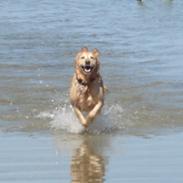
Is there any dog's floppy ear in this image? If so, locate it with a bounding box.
[93,48,100,72]
[81,47,88,52]
[74,51,81,69]
[92,48,100,58]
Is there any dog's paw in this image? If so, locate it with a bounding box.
[83,123,89,128]
[81,119,88,128]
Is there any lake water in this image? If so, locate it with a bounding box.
[0,0,183,182]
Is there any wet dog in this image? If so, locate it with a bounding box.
[70,47,105,128]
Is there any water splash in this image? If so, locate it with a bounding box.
[50,105,84,133]
[37,103,124,134]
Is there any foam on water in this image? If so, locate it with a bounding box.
[37,103,124,134]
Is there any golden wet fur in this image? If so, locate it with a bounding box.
[70,47,105,128]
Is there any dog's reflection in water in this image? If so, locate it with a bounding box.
[71,138,105,183]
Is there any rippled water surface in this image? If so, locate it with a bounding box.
[0,0,183,134]
[0,0,183,182]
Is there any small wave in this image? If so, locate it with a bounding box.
[37,104,124,134]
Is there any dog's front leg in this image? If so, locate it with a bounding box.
[86,101,103,125]
[73,107,88,128]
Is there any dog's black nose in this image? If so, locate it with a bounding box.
[85,60,90,65]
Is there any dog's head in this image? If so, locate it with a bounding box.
[75,47,100,78]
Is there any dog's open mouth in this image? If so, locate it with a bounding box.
[81,65,93,73]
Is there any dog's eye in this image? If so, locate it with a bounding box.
[90,56,94,59]
[81,56,85,59]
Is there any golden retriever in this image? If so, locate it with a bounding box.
[70,47,105,128]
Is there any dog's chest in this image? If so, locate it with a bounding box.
[77,86,98,110]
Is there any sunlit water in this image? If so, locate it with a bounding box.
[0,0,183,182]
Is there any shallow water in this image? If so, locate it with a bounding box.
[0,0,183,134]
[0,0,183,182]
[0,132,183,183]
